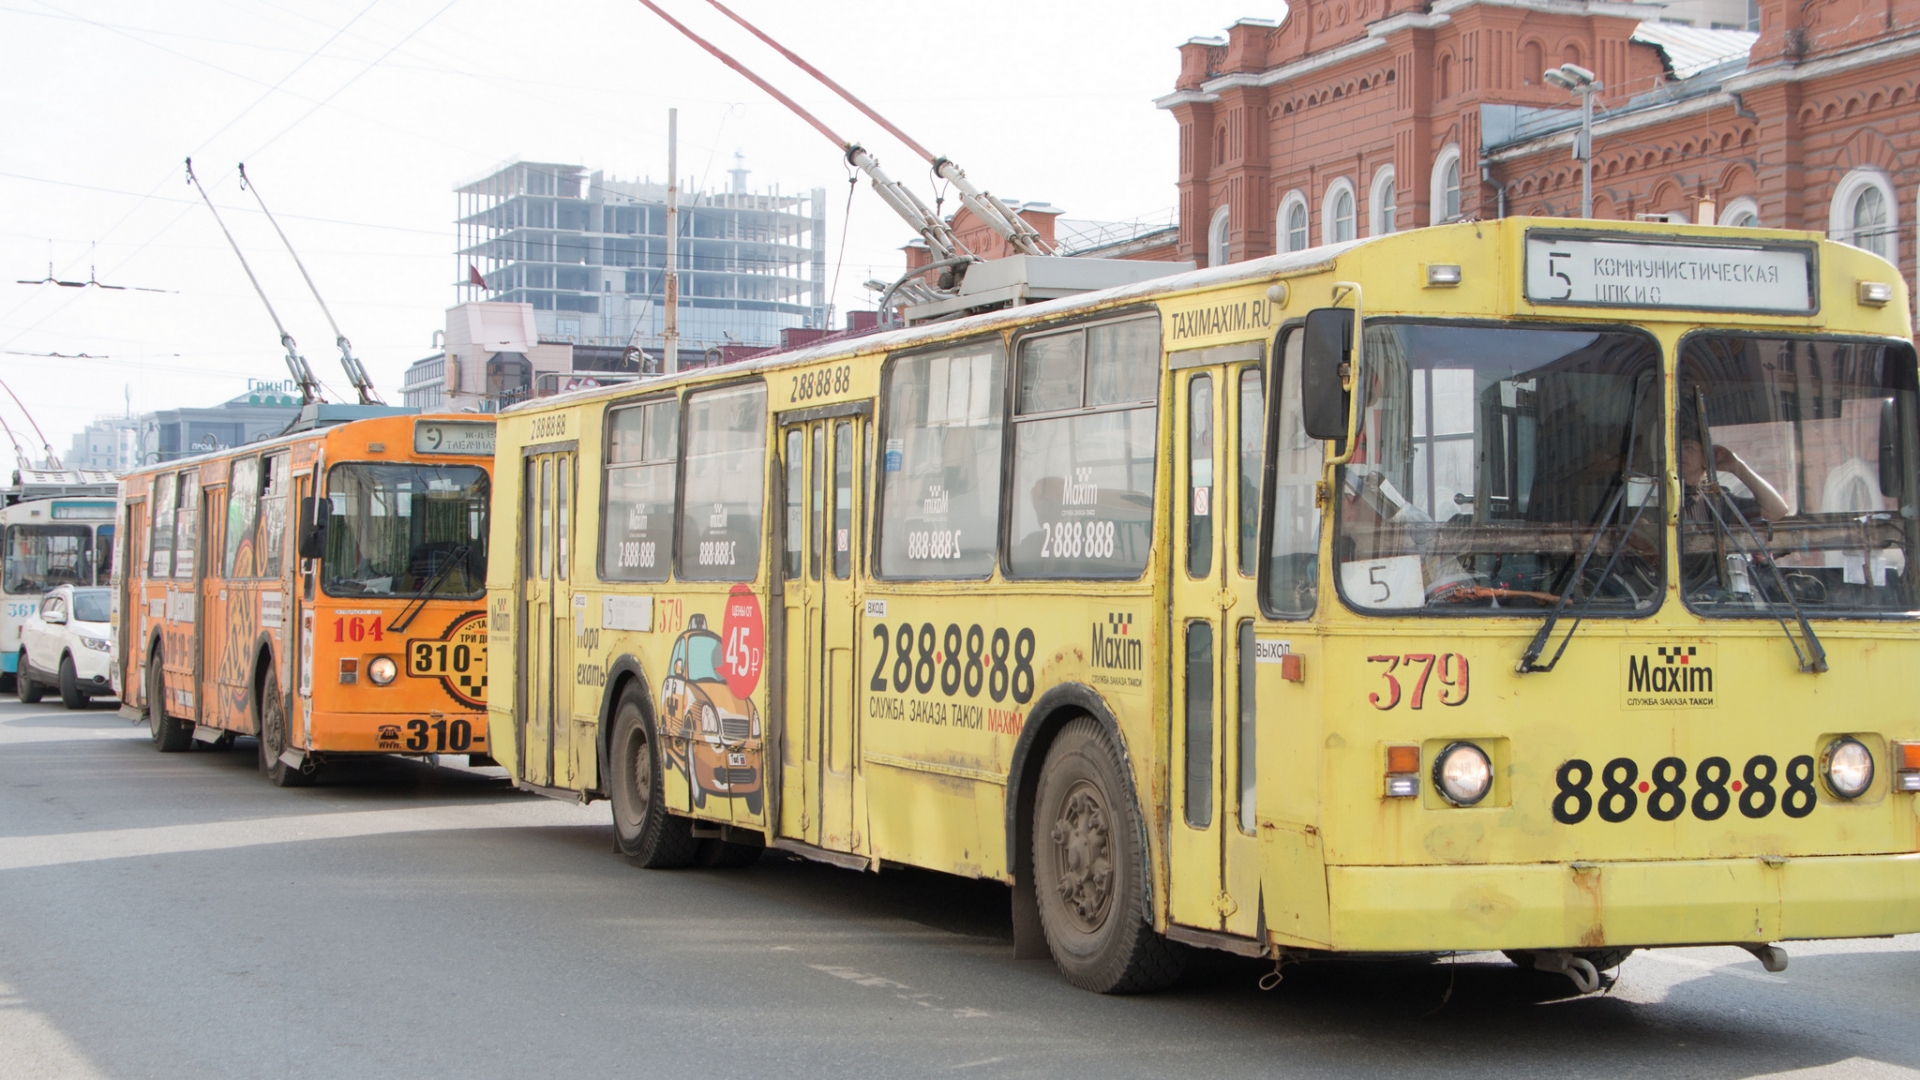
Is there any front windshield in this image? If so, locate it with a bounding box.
[682,632,722,683]
[5,525,96,593]
[321,464,489,599]
[1678,335,1920,616]
[1336,322,1663,614]
[71,588,109,623]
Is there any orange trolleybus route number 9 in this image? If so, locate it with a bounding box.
[406,611,489,711]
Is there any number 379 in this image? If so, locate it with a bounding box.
[1366,653,1469,710]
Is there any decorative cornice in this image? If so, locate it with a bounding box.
[1484,91,1728,161]
[1154,88,1221,109]
[1723,32,1920,93]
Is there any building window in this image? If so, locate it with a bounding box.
[1430,146,1464,224]
[1278,192,1310,252]
[1208,205,1232,266]
[1829,168,1899,266]
[1324,180,1357,244]
[1370,166,1397,236]
[1718,197,1761,228]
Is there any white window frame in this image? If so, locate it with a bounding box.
[1208,204,1232,266]
[1369,165,1398,236]
[1829,167,1899,267]
[1322,178,1358,245]
[1718,196,1761,228]
[1430,144,1463,225]
[1276,190,1310,253]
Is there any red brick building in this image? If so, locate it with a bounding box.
[1160,0,1920,307]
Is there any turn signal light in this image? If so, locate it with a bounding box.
[1895,741,1920,792]
[338,658,359,685]
[1385,744,1419,798]
[1857,280,1894,306]
[1426,264,1463,287]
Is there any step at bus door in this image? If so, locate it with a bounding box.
[1167,352,1268,943]
[518,449,578,788]
[777,413,865,852]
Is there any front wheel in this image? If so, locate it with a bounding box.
[146,654,191,752]
[608,686,696,868]
[256,685,312,787]
[58,656,86,710]
[1032,717,1186,994]
[16,652,44,704]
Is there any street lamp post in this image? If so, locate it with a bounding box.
[1543,63,1601,219]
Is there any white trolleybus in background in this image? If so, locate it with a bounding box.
[0,468,120,693]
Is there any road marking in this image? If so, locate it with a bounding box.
[0,801,603,872]
[807,963,989,1018]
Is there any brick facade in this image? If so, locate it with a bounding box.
[1163,0,1920,309]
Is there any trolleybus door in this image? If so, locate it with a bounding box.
[777,414,863,851]
[518,450,578,788]
[1167,354,1267,943]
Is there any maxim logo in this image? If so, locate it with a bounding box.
[1622,643,1716,707]
[1093,612,1143,671]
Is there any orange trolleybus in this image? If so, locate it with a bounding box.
[116,411,496,786]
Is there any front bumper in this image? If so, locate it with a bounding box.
[1326,852,1920,952]
[306,709,489,754]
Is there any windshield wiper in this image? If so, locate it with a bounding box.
[1688,389,1827,673]
[389,545,470,634]
[1519,370,1656,673]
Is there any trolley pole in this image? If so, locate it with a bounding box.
[663,109,679,375]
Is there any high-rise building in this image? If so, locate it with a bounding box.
[454,158,827,352]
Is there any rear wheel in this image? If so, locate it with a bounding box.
[16,651,44,704]
[1032,717,1186,994]
[609,685,695,868]
[256,685,312,787]
[146,653,191,752]
[58,656,86,710]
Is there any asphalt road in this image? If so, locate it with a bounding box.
[2,697,1917,1080]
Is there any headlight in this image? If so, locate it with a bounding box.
[367,656,398,686]
[1823,737,1874,799]
[700,704,718,733]
[79,636,111,652]
[1432,741,1493,806]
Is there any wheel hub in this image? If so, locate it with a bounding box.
[1049,780,1115,932]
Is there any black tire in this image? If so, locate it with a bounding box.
[147,653,191,752]
[16,652,44,704]
[58,655,86,710]
[256,684,312,787]
[608,685,696,868]
[1032,717,1186,993]
[695,838,764,868]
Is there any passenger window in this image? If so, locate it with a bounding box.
[602,400,677,583]
[677,383,766,582]
[1007,314,1160,579]
[173,471,199,580]
[782,429,803,580]
[876,340,1006,580]
[149,474,177,578]
[226,457,260,579]
[1263,329,1324,617]
[556,456,570,581]
[832,421,853,579]
[258,454,289,580]
[1187,375,1214,578]
[1237,367,1264,578]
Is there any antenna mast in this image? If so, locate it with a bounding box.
[238,163,381,404]
[184,158,322,406]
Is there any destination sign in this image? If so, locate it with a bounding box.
[1524,233,1815,315]
[414,421,497,456]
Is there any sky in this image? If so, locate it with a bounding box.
[0,0,1271,464]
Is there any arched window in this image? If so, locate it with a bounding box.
[1431,145,1463,223]
[1563,43,1582,66]
[1208,205,1232,266]
[1437,54,1453,100]
[1523,41,1544,85]
[1370,166,1398,235]
[1718,196,1761,228]
[1276,191,1310,252]
[1829,168,1899,265]
[1323,179,1357,244]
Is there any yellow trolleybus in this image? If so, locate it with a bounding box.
[119,412,495,786]
[488,218,1920,993]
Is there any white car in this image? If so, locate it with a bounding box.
[18,585,114,709]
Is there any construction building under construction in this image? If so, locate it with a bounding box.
[455,158,828,353]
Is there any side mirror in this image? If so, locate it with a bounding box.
[45,609,66,625]
[297,496,328,559]
[1300,308,1354,441]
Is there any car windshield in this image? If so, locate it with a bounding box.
[321,464,489,599]
[4,525,97,592]
[681,632,722,682]
[1678,335,1920,616]
[70,588,109,623]
[1335,322,1663,615]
